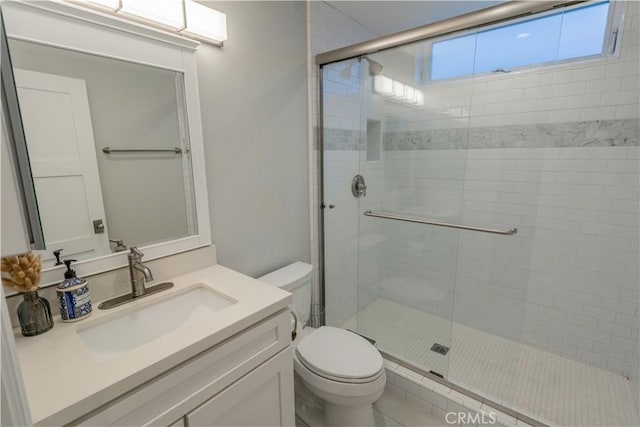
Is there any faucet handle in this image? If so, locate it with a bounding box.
[129,247,144,258]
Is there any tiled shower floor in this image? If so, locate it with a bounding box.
[343,299,639,427]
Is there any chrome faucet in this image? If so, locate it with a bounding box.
[98,247,173,310]
[128,247,153,297]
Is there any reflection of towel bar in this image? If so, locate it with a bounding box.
[364,210,517,235]
[102,147,182,154]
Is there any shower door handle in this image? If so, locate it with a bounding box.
[352,175,367,197]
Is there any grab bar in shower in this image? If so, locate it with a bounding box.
[102,147,183,154]
[363,210,518,235]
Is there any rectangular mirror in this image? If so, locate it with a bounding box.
[1,15,45,254]
[9,39,198,268]
[2,0,211,287]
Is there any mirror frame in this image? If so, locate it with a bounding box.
[2,0,212,288]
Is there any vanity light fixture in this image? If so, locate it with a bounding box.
[373,75,424,106]
[373,75,393,94]
[68,0,228,46]
[180,0,227,45]
[120,0,185,30]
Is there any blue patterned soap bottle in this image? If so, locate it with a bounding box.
[56,260,92,322]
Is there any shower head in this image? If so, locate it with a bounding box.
[362,56,383,76]
[339,56,384,80]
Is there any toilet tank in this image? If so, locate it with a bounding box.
[258,262,313,326]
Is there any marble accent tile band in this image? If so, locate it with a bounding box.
[322,127,360,150]
[319,119,639,151]
[385,119,639,150]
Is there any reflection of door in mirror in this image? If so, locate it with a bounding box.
[9,39,199,269]
[14,69,110,264]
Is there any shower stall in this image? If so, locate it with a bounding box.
[317,1,639,425]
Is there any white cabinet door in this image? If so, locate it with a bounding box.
[76,311,291,427]
[14,69,110,263]
[186,348,295,427]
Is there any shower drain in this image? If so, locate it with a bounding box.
[430,343,450,355]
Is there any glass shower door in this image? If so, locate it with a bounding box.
[322,3,639,425]
[351,40,477,380]
[321,58,367,331]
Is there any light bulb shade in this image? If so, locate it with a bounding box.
[120,0,184,29]
[182,0,227,43]
[392,81,405,98]
[373,74,424,107]
[405,86,416,103]
[373,75,393,95]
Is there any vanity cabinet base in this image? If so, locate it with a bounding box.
[74,310,293,427]
[186,348,294,427]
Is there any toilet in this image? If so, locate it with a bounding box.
[259,262,386,427]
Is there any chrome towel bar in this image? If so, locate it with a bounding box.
[102,147,182,154]
[364,210,517,235]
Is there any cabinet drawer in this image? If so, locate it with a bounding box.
[75,310,290,426]
[186,348,294,427]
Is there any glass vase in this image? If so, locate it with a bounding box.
[17,290,54,336]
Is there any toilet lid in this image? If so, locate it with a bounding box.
[296,327,383,381]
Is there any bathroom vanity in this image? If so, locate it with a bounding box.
[13,264,294,426]
[1,2,296,425]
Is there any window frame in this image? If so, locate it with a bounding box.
[426,0,626,84]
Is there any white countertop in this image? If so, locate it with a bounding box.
[13,264,291,426]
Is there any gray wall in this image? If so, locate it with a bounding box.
[196,1,310,277]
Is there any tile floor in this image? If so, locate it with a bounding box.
[382,360,537,427]
[344,299,639,427]
[373,388,454,427]
[295,388,450,427]
[296,386,502,427]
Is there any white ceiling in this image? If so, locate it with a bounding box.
[325,1,506,36]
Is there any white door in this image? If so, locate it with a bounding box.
[14,69,110,265]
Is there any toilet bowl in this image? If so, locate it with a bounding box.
[294,326,386,426]
[259,262,386,426]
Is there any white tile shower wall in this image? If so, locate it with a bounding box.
[461,146,638,375]
[374,1,639,374]
[375,1,639,379]
[377,154,640,368]
[380,144,638,375]
[308,2,377,326]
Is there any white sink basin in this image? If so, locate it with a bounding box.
[78,285,236,361]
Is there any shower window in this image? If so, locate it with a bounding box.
[431,0,615,81]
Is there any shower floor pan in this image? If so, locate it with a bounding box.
[343,299,639,427]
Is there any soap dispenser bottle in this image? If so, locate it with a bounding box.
[56,260,92,322]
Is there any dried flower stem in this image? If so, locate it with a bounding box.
[1,253,41,293]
